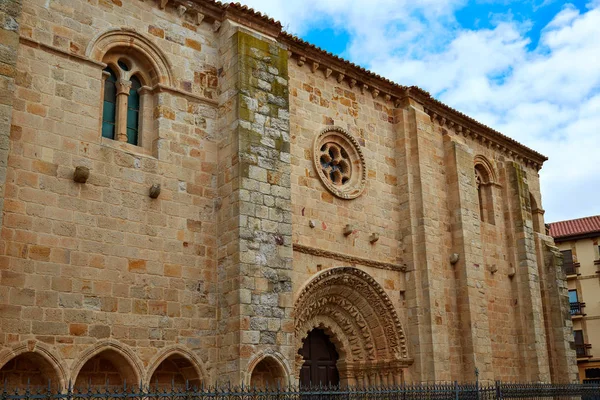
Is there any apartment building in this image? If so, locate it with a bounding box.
[549,216,600,382]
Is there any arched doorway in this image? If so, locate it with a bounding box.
[74,349,138,390]
[0,353,61,391]
[294,267,412,385]
[149,353,202,389]
[249,356,287,388]
[299,329,339,387]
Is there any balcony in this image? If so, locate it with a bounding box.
[570,302,586,317]
[564,262,580,277]
[576,343,592,358]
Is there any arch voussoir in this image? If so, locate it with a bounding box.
[294,267,413,385]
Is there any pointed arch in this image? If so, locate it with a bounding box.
[246,350,291,388]
[71,340,143,389]
[146,346,208,388]
[293,267,412,385]
[0,341,67,390]
[86,28,173,87]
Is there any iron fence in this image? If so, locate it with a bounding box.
[1,382,599,400]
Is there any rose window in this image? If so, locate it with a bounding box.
[319,143,351,186]
[313,127,366,199]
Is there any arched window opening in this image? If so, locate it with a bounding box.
[529,192,544,233]
[99,53,155,152]
[126,76,141,145]
[74,350,138,391]
[149,354,202,390]
[0,353,61,392]
[102,67,117,140]
[474,164,495,225]
[250,356,287,389]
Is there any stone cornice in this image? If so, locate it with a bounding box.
[293,243,406,272]
[422,103,546,170]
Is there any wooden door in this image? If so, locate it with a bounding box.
[300,329,340,387]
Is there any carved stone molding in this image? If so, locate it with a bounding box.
[313,126,367,200]
[293,243,405,271]
[425,107,544,171]
[293,267,412,382]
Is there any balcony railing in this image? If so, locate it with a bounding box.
[564,262,580,276]
[571,302,586,316]
[576,343,592,358]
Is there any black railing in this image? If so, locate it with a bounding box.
[571,301,586,315]
[577,343,593,358]
[564,262,578,276]
[1,382,600,400]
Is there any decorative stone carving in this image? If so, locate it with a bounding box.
[149,184,161,199]
[313,126,366,200]
[294,267,411,361]
[293,243,406,271]
[343,224,354,236]
[73,166,90,183]
[450,253,460,265]
[369,233,379,244]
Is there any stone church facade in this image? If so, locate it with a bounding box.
[0,0,577,389]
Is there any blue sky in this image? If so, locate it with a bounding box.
[237,0,600,223]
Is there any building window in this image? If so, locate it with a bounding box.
[102,67,117,140]
[474,163,495,225]
[568,289,578,303]
[561,250,575,275]
[100,55,153,149]
[574,330,590,358]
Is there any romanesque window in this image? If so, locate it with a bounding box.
[100,56,150,147]
[474,161,495,225]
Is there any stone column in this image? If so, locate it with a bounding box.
[0,0,22,228]
[395,99,451,382]
[216,23,293,385]
[443,136,493,382]
[505,162,551,382]
[115,79,131,142]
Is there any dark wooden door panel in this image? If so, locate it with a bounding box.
[300,329,340,387]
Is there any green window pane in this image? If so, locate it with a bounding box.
[102,67,117,140]
[102,100,116,139]
[126,75,141,145]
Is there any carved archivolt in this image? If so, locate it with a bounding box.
[86,28,174,87]
[294,267,411,381]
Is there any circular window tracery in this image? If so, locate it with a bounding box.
[313,127,366,199]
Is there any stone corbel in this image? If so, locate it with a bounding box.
[394,98,402,108]
[337,73,345,83]
[384,94,391,102]
[212,20,221,32]
[197,12,205,25]
[371,89,379,99]
[159,0,169,9]
[349,79,356,88]
[311,61,319,73]
[324,68,332,78]
[177,4,186,17]
[361,84,368,94]
[297,56,306,66]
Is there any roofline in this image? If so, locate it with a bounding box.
[184,0,548,168]
[553,231,600,243]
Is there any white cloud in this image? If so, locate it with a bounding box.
[237,0,600,221]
